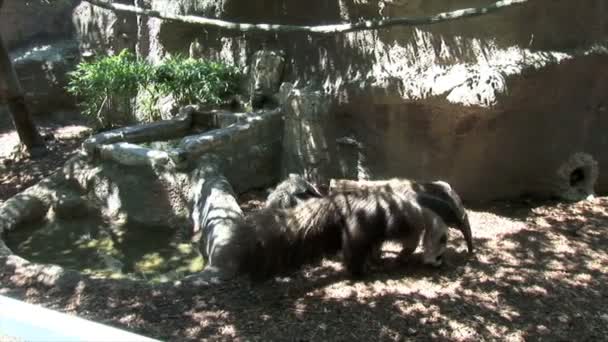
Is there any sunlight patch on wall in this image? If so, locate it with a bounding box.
[323,28,595,107]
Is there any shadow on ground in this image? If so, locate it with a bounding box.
[0,118,92,206]
[2,198,607,341]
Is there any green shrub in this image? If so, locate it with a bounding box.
[66,50,150,127]
[152,55,241,106]
[67,50,242,128]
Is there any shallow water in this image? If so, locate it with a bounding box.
[5,215,205,283]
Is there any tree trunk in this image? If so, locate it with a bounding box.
[0,0,45,154]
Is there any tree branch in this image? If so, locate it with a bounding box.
[83,0,528,34]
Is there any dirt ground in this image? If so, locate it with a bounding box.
[0,117,91,207]
[1,122,608,341]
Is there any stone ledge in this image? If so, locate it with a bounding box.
[83,110,193,156]
[180,108,282,162]
[190,107,265,129]
[98,142,174,168]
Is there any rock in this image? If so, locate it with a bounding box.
[280,83,332,186]
[135,92,179,123]
[557,314,570,324]
[74,161,191,230]
[179,109,283,192]
[9,258,81,291]
[0,176,60,234]
[223,142,282,194]
[158,93,180,121]
[190,156,246,278]
[335,136,365,180]
[10,39,80,116]
[0,0,79,50]
[129,0,608,201]
[72,1,137,57]
[0,240,13,257]
[5,0,608,201]
[552,152,599,202]
[97,142,172,168]
[248,50,286,109]
[52,193,94,220]
[177,266,225,288]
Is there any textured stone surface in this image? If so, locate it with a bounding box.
[82,111,192,155]
[0,173,64,235]
[335,54,608,200]
[280,83,332,186]
[9,39,79,116]
[248,50,286,108]
[72,0,137,56]
[179,109,283,191]
[6,0,608,200]
[0,239,12,257]
[61,156,191,229]
[5,256,82,290]
[0,0,79,50]
[552,152,599,201]
[129,0,608,200]
[0,106,285,281]
[0,150,251,282]
[80,107,281,194]
[220,141,282,194]
[190,156,246,279]
[97,142,172,168]
[52,192,94,220]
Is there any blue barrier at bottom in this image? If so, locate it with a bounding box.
[0,295,160,342]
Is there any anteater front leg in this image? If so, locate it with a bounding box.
[397,231,422,264]
[341,221,376,279]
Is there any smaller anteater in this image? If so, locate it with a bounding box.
[265,173,323,209]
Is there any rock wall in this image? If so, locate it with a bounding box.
[9,40,80,116]
[333,55,608,200]
[0,0,79,50]
[280,83,333,186]
[72,0,138,56]
[130,0,608,200]
[6,0,608,200]
[1,0,81,116]
[201,111,284,193]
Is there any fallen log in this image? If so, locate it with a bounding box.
[190,155,247,280]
